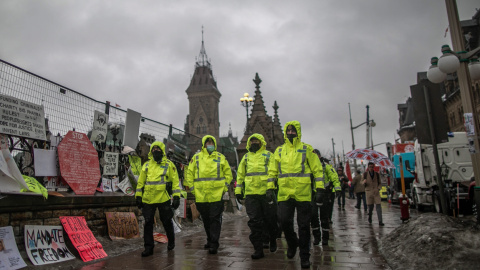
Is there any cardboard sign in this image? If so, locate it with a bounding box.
[103,152,118,176]
[152,233,167,243]
[101,178,112,192]
[0,94,46,140]
[190,203,200,221]
[0,149,29,193]
[33,149,57,176]
[105,212,140,240]
[24,225,75,266]
[175,198,187,219]
[57,131,101,195]
[59,216,107,262]
[0,226,27,270]
[122,109,141,151]
[90,111,109,143]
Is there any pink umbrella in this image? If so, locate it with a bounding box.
[345,148,394,168]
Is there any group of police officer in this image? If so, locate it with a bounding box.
[134,120,342,269]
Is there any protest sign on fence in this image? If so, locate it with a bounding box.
[90,110,109,143]
[57,131,101,195]
[24,225,75,266]
[0,226,27,270]
[103,152,118,176]
[59,216,107,262]
[105,212,140,240]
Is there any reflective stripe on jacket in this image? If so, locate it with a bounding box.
[235,133,272,197]
[135,141,181,204]
[267,120,325,202]
[184,135,233,203]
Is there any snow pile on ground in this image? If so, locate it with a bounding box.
[379,213,480,270]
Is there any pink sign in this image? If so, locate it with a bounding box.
[57,131,101,195]
[59,216,107,262]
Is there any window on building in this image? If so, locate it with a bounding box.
[196,124,201,134]
[202,125,207,134]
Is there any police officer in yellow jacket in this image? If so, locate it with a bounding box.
[185,135,232,254]
[235,133,277,259]
[266,121,326,269]
[312,149,340,246]
[135,141,181,257]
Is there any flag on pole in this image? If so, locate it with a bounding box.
[444,26,449,38]
[345,161,353,182]
[115,104,121,108]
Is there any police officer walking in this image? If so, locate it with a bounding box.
[311,150,340,246]
[185,135,233,254]
[235,133,277,259]
[135,141,181,257]
[266,121,325,269]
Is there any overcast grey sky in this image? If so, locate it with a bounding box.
[0,0,478,158]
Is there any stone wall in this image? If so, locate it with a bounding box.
[0,193,142,251]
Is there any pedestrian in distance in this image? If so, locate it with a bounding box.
[363,162,384,226]
[135,141,181,257]
[337,167,348,210]
[311,150,340,246]
[349,179,356,199]
[353,169,367,211]
[235,133,277,259]
[266,121,326,269]
[184,135,233,254]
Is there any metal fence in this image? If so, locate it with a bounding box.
[0,59,200,150]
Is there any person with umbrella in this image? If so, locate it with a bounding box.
[363,162,384,226]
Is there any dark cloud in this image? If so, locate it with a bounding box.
[1,0,478,158]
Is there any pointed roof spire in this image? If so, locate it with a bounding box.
[251,73,267,113]
[196,26,211,68]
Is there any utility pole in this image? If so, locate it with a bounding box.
[348,103,358,171]
[366,105,370,149]
[332,138,336,167]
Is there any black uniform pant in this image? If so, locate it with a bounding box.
[143,201,174,251]
[245,194,278,251]
[278,199,311,260]
[311,191,333,243]
[196,201,224,249]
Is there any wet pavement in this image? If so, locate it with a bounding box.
[76,200,412,270]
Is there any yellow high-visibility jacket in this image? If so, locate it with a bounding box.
[235,133,273,197]
[135,141,181,204]
[322,162,341,193]
[185,135,233,203]
[267,120,325,202]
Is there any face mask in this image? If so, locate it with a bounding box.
[287,133,296,143]
[206,145,215,153]
[152,151,163,163]
[250,143,260,152]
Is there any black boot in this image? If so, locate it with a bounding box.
[313,236,320,246]
[208,247,218,254]
[263,242,269,249]
[287,245,297,259]
[167,242,175,251]
[141,248,153,257]
[301,259,311,268]
[203,243,210,249]
[251,249,265,259]
[270,239,277,252]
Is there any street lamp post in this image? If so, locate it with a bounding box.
[240,93,253,131]
[349,103,376,170]
[426,0,480,221]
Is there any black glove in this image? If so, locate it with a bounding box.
[266,189,276,204]
[172,196,180,210]
[335,190,341,199]
[236,194,244,202]
[315,189,325,206]
[135,197,144,209]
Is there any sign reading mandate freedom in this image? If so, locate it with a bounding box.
[0,94,46,140]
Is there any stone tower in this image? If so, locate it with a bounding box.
[237,73,283,159]
[185,30,221,153]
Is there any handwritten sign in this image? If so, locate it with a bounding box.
[0,149,29,193]
[0,94,46,140]
[57,131,101,195]
[152,232,168,243]
[59,216,107,262]
[90,110,109,143]
[24,225,74,266]
[105,212,140,240]
[103,152,118,176]
[0,226,27,270]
